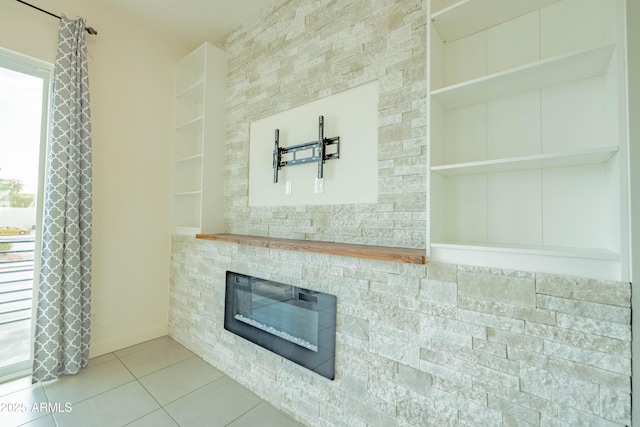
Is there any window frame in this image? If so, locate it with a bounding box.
[0,46,52,382]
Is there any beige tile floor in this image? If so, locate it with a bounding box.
[0,336,303,427]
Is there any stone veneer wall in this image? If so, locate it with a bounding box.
[168,0,631,425]
[169,235,631,426]
[217,0,427,248]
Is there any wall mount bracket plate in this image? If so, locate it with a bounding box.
[273,116,340,183]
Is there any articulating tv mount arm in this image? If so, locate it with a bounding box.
[273,116,340,183]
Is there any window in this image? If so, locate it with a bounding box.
[0,48,51,381]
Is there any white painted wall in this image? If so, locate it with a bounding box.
[0,0,189,356]
[249,82,379,206]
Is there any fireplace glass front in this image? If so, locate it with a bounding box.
[224,271,336,380]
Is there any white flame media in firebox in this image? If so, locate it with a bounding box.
[234,313,319,352]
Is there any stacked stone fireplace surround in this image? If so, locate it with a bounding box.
[168,0,632,425]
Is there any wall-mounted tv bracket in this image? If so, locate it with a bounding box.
[273,116,340,183]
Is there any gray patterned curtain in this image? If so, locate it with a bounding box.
[32,15,93,383]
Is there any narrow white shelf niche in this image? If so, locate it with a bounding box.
[171,43,227,234]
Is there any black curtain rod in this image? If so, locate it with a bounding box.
[16,0,98,35]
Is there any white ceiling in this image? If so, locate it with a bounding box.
[91,0,279,49]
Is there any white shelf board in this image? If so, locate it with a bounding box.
[431,241,619,260]
[174,154,203,164]
[431,146,618,176]
[431,44,615,111]
[176,116,204,134]
[432,0,561,43]
[177,79,205,103]
[429,242,621,280]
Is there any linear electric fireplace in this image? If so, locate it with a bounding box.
[224,271,336,380]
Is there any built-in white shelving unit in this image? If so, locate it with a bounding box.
[171,42,227,234]
[427,0,630,280]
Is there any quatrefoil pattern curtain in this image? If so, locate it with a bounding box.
[32,15,93,383]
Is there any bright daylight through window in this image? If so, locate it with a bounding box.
[0,55,49,380]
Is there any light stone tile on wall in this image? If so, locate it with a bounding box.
[502,414,539,427]
[459,296,557,325]
[421,347,520,392]
[477,382,559,419]
[537,294,630,324]
[543,340,630,375]
[427,262,457,282]
[337,313,369,341]
[507,346,630,393]
[396,363,434,395]
[458,308,525,334]
[555,312,630,341]
[396,388,460,427]
[218,0,427,249]
[540,415,571,427]
[520,365,599,414]
[599,387,631,425]
[369,322,421,369]
[168,0,632,424]
[457,405,503,427]
[458,269,536,307]
[430,340,520,376]
[487,328,544,353]
[557,405,627,427]
[370,277,420,298]
[368,303,421,334]
[431,376,488,408]
[169,235,631,427]
[421,313,488,340]
[420,325,474,349]
[536,274,631,307]
[525,322,630,358]
[419,279,457,308]
[472,337,507,358]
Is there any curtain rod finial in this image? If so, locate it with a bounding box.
[86,26,97,35]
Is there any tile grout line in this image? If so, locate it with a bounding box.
[43,352,138,421]
[114,348,194,377]
[160,372,228,407]
[112,336,174,360]
[120,403,177,427]
[152,374,230,427]
[123,364,182,426]
[223,400,264,427]
[114,339,197,379]
[44,344,180,427]
[116,349,226,426]
[111,349,168,425]
[6,338,300,427]
[122,360,233,426]
[12,382,51,427]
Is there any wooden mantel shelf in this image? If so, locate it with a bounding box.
[196,233,427,265]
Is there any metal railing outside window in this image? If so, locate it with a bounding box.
[0,235,34,372]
